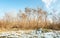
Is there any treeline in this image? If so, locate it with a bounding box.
[0,7,60,30]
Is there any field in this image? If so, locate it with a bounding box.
[0,8,60,38]
[0,29,60,38]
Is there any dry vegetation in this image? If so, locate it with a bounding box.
[0,7,60,31]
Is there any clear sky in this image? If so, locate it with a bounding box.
[0,0,60,19]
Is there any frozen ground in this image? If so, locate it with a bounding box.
[0,29,60,38]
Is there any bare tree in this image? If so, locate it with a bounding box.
[37,8,43,28]
[20,13,27,20]
[25,7,32,26]
[17,9,22,21]
[37,7,47,28]
[32,8,37,20]
[43,11,47,28]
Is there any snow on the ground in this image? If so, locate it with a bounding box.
[0,29,60,38]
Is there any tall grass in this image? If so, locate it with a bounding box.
[0,7,60,31]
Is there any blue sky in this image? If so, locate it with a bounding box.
[0,0,44,19]
[0,0,60,19]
